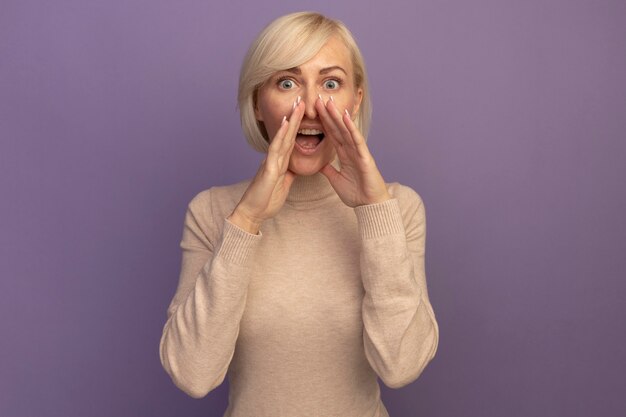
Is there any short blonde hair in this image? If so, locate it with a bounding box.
[238,11,372,152]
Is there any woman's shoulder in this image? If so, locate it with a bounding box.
[384,181,427,230]
[386,182,425,209]
[190,179,250,205]
[185,179,252,223]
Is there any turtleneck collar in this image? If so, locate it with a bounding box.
[286,173,336,203]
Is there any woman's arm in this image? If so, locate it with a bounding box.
[159,191,261,398]
[355,187,439,388]
[314,96,438,388]
[160,100,304,397]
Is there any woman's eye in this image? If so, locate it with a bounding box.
[278,79,295,89]
[324,79,340,89]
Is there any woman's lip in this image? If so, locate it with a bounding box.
[294,137,322,155]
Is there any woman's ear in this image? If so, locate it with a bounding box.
[351,87,363,117]
[254,104,263,121]
[253,89,263,121]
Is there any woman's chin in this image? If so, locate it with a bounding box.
[288,163,323,176]
[288,157,327,177]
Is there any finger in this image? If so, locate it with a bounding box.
[320,164,341,189]
[315,104,348,162]
[268,95,302,155]
[325,97,356,147]
[281,98,304,153]
[270,99,304,174]
[320,162,341,185]
[267,115,290,157]
[283,169,296,189]
[269,95,302,153]
[342,109,368,153]
[315,95,347,148]
[288,95,302,119]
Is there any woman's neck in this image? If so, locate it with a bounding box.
[286,173,335,203]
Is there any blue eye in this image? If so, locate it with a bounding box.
[278,79,295,89]
[324,79,340,89]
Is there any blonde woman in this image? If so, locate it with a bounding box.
[159,11,439,417]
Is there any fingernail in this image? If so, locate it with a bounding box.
[292,100,297,110]
[297,96,301,104]
[318,94,323,102]
[344,109,350,117]
[330,95,335,102]
[281,115,287,126]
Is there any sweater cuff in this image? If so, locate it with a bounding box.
[354,198,405,239]
[216,219,262,265]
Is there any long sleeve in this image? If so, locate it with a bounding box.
[159,190,261,398]
[354,187,439,389]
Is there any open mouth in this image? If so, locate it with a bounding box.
[295,129,325,152]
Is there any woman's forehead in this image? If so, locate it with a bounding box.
[287,37,353,76]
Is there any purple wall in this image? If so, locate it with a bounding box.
[2,0,625,416]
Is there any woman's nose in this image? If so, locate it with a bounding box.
[302,88,318,120]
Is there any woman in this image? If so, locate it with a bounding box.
[159,11,439,417]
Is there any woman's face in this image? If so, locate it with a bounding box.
[255,36,363,176]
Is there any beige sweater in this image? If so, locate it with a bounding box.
[159,173,439,417]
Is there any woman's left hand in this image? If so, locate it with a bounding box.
[316,96,391,207]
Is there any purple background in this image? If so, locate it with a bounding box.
[1,0,625,416]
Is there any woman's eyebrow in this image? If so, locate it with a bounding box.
[283,66,347,75]
[319,66,347,75]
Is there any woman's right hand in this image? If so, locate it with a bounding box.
[227,100,304,234]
